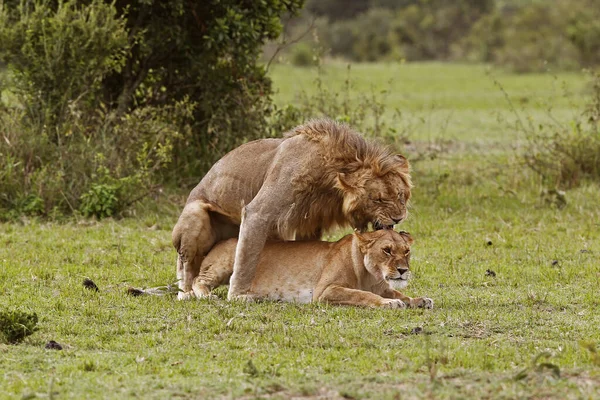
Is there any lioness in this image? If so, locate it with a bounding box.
[192,230,433,309]
[172,119,412,301]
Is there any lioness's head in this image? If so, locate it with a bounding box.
[355,230,414,289]
[336,155,412,231]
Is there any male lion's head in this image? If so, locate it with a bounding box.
[336,155,411,231]
[355,229,414,289]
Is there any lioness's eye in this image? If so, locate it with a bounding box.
[383,247,392,256]
[405,250,410,257]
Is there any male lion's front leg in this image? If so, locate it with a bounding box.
[318,285,407,309]
[228,206,271,301]
[381,288,434,309]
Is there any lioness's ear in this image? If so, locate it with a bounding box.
[398,230,414,245]
[353,231,375,252]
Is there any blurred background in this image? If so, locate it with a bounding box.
[268,0,600,72]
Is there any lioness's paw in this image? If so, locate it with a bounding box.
[381,299,407,309]
[177,291,195,301]
[228,293,259,303]
[412,297,434,309]
[195,292,218,300]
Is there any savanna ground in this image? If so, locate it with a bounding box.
[1,62,600,399]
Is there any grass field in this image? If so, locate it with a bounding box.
[1,62,600,399]
[270,62,587,144]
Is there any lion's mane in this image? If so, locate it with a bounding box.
[278,119,412,238]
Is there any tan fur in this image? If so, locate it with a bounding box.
[172,119,412,300]
[191,230,433,309]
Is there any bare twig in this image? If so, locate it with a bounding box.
[265,17,316,73]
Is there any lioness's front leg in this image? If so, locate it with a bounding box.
[381,288,434,309]
[318,285,407,309]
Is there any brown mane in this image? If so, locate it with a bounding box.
[279,119,412,238]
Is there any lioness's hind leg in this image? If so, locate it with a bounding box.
[192,263,233,299]
[172,200,217,299]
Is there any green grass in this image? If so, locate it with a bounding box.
[270,62,587,143]
[1,63,600,399]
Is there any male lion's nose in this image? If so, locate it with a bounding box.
[392,217,402,224]
[397,268,409,275]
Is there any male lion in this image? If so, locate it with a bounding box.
[192,230,433,309]
[172,119,412,300]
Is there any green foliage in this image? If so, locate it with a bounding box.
[79,184,119,219]
[300,0,600,71]
[0,310,38,344]
[290,42,315,67]
[0,0,303,219]
[0,0,128,127]
[314,0,494,62]
[100,0,304,176]
[490,3,579,73]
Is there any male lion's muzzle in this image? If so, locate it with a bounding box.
[373,221,395,231]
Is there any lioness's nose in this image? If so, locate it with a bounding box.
[397,268,408,275]
[392,217,402,224]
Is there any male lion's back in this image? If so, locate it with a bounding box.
[185,138,285,217]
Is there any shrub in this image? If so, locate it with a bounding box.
[0,0,303,219]
[0,310,38,344]
[290,42,315,67]
[492,4,579,73]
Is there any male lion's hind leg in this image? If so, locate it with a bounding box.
[172,200,217,300]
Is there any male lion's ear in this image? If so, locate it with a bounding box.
[398,230,414,245]
[395,155,410,171]
[335,173,356,192]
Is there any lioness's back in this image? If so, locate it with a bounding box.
[201,239,336,303]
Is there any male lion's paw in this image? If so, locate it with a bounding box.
[177,291,195,301]
[412,297,434,309]
[381,299,407,309]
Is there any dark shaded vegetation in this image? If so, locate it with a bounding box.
[287,0,600,72]
[0,310,38,344]
[0,0,303,219]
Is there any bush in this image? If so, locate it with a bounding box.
[0,0,303,219]
[524,72,600,188]
[0,94,193,219]
[315,0,493,62]
[491,4,579,73]
[290,43,315,67]
[0,310,38,344]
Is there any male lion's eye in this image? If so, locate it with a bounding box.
[405,250,410,257]
[383,247,392,256]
